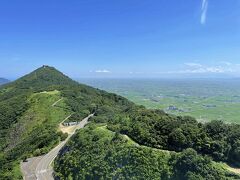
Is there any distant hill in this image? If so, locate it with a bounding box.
[0,66,240,179]
[0,78,10,85]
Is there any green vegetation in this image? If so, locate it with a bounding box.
[80,79,240,123]
[1,66,240,179]
[0,90,71,179]
[54,125,239,179]
[0,66,135,179]
[107,109,240,166]
[0,66,78,179]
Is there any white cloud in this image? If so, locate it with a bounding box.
[129,71,144,74]
[184,63,203,68]
[178,62,240,74]
[220,61,232,66]
[201,0,208,25]
[128,62,240,76]
[95,69,111,73]
[205,67,224,73]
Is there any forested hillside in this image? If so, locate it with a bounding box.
[1,66,240,179]
[55,124,239,180]
[0,66,135,179]
[107,110,240,166]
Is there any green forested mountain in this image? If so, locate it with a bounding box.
[1,66,240,180]
[0,65,135,179]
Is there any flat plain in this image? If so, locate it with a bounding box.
[80,78,240,124]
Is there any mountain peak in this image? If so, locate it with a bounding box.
[39,65,56,70]
[8,66,77,90]
[37,65,58,70]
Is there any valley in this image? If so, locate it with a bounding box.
[80,78,240,124]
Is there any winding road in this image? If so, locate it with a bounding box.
[21,114,94,180]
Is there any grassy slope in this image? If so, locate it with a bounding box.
[1,90,71,179]
[9,90,70,148]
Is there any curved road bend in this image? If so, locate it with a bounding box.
[21,114,94,180]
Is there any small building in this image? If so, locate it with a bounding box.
[168,106,178,111]
[63,122,79,126]
[203,104,217,108]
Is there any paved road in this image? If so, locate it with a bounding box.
[21,114,94,180]
[21,156,43,180]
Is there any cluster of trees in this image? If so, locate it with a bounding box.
[0,94,29,150]
[109,109,240,166]
[172,148,240,180]
[54,125,239,180]
[61,81,135,123]
[0,122,67,179]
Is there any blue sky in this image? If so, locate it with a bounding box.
[0,0,240,79]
